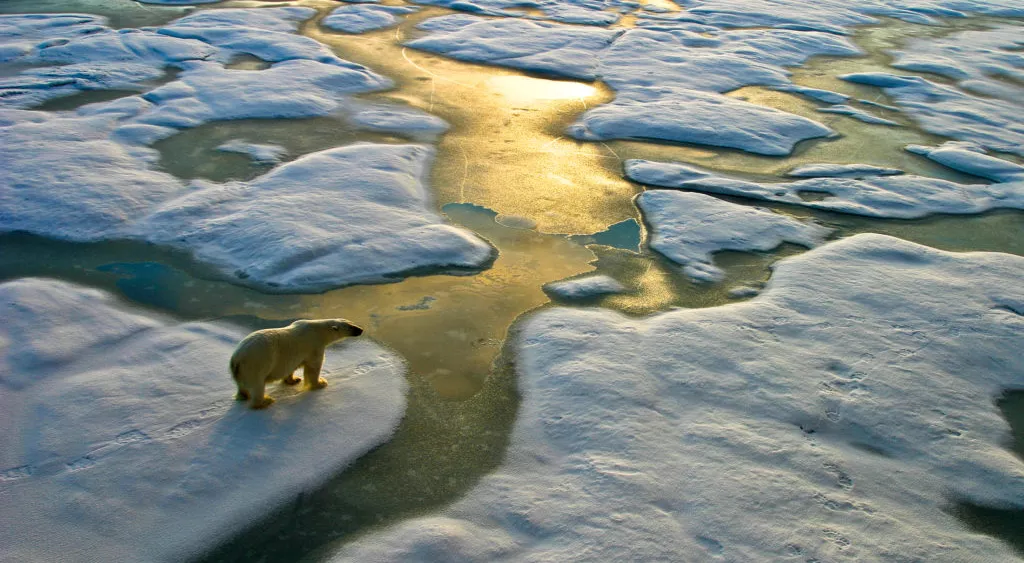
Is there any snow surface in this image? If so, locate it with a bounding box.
[0,108,492,291]
[332,234,1024,562]
[322,5,419,34]
[907,142,1024,183]
[0,278,409,563]
[637,190,833,282]
[216,139,288,163]
[544,274,627,300]
[626,158,1024,219]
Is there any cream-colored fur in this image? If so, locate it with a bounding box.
[229,319,364,409]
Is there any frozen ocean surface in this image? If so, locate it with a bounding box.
[0,278,408,563]
[333,234,1024,562]
[1,0,1023,560]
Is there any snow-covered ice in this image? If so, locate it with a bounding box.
[569,88,833,155]
[626,158,1024,219]
[322,5,419,34]
[216,139,288,163]
[637,190,833,282]
[0,278,409,563]
[907,142,1024,183]
[0,108,492,291]
[138,143,496,291]
[816,104,900,126]
[890,23,1024,104]
[786,163,903,178]
[544,274,627,300]
[841,72,1024,156]
[331,234,1024,562]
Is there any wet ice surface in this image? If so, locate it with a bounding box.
[0,278,408,563]
[333,235,1024,562]
[2,0,1024,561]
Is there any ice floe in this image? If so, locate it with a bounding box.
[907,142,1024,183]
[544,274,627,300]
[0,278,408,563]
[786,163,904,178]
[138,143,496,291]
[637,190,833,282]
[841,72,1024,156]
[817,104,900,126]
[568,88,833,155]
[216,139,288,163]
[322,4,419,34]
[626,158,1024,219]
[331,233,1024,562]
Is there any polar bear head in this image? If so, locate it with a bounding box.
[297,318,364,343]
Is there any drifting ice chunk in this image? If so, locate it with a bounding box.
[544,275,627,300]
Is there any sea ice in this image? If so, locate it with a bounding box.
[137,143,496,292]
[637,190,832,282]
[544,274,627,300]
[0,108,492,291]
[816,104,900,126]
[322,5,419,34]
[408,16,856,154]
[216,139,288,163]
[841,72,1024,156]
[625,158,1024,219]
[786,163,904,178]
[331,234,1024,562]
[407,16,617,80]
[907,142,1024,183]
[890,24,1024,105]
[0,278,408,563]
[157,7,349,66]
[567,88,834,155]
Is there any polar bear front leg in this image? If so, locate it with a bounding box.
[302,351,328,390]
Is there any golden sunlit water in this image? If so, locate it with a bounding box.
[0,1,1022,560]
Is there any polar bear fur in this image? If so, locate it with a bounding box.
[229,319,364,409]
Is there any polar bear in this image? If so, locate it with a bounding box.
[229,319,364,409]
